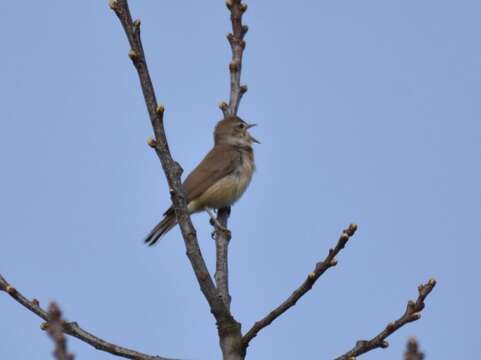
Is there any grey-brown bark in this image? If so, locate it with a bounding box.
[0,274,175,360]
[242,224,358,348]
[214,1,250,357]
[46,302,75,360]
[335,279,436,360]
[0,2,438,360]
[109,0,244,359]
[404,337,425,360]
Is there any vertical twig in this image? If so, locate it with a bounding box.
[214,207,232,309]
[46,302,75,360]
[225,0,249,116]
[215,0,249,311]
[404,337,425,360]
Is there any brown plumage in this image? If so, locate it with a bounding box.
[145,116,258,246]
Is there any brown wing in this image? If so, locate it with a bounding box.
[183,144,241,202]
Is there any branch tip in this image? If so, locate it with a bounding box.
[128,49,139,61]
[218,101,229,111]
[47,302,75,360]
[240,3,248,13]
[240,85,248,94]
[405,337,424,360]
[147,137,157,148]
[335,278,436,359]
[242,223,356,347]
[225,0,233,10]
[133,19,141,29]
[108,0,118,10]
[347,223,358,235]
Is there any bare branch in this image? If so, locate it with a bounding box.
[46,302,75,360]
[0,274,176,360]
[335,279,436,360]
[404,337,425,360]
[242,224,358,348]
[214,0,249,311]
[214,207,233,309]
[109,0,232,324]
[225,0,248,116]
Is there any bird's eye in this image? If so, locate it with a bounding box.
[238,123,245,129]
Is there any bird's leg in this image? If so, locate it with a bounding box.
[205,208,230,238]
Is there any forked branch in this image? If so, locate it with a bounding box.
[109,0,231,324]
[335,279,436,360]
[242,224,358,348]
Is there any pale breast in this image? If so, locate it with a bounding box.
[232,150,255,201]
[189,149,255,211]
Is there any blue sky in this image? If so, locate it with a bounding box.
[1,1,480,359]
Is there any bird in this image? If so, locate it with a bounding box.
[144,115,259,246]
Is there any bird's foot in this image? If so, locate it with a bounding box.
[206,208,231,239]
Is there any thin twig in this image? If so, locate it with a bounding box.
[225,0,248,117]
[242,224,358,348]
[109,0,232,324]
[46,302,75,360]
[214,207,232,309]
[404,337,425,360]
[0,274,175,360]
[213,0,250,312]
[335,279,436,360]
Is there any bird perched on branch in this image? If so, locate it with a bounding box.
[145,115,259,245]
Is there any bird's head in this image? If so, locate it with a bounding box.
[214,116,260,147]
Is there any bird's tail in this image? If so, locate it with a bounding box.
[144,207,177,246]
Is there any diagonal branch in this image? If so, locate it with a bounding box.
[214,0,249,311]
[242,224,358,348]
[335,279,436,360]
[109,0,232,324]
[0,274,176,360]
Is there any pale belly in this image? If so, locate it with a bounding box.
[188,159,254,212]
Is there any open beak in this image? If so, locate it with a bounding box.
[246,123,260,144]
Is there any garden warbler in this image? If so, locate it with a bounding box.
[145,115,259,245]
